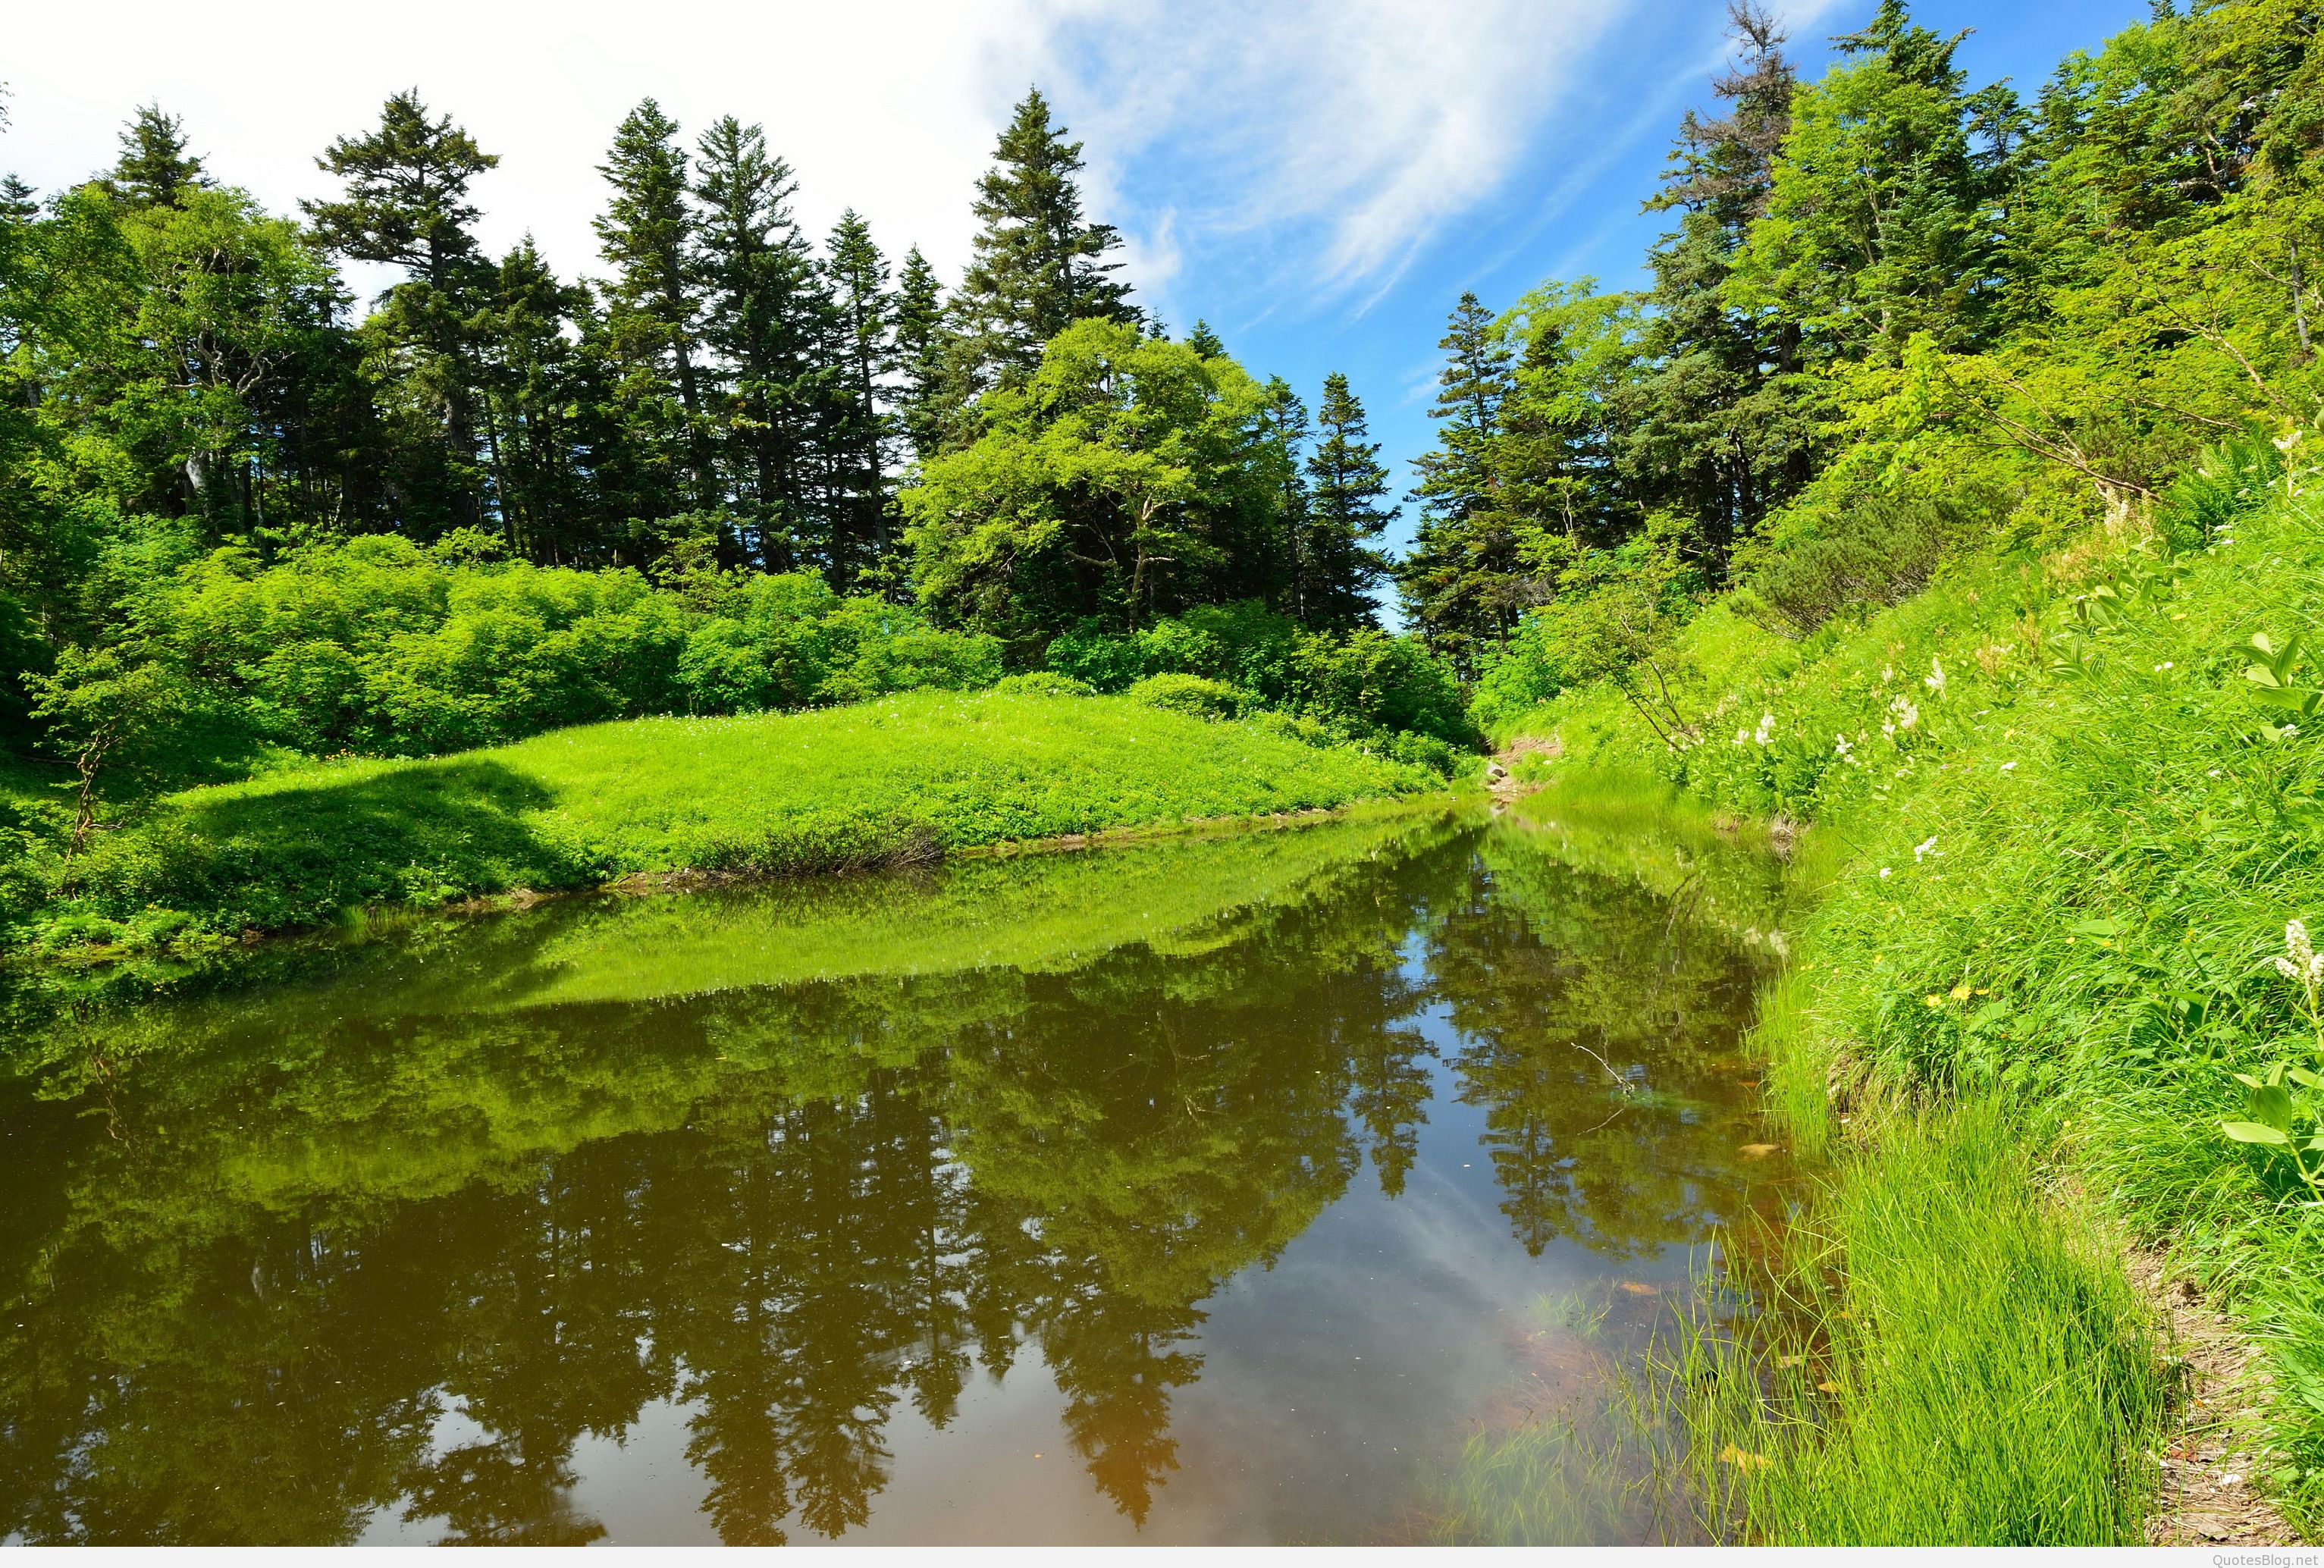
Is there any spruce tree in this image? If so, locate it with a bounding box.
[1184,319,1225,357]
[891,246,952,461]
[690,115,822,570]
[305,91,499,533]
[596,99,714,510]
[104,105,208,209]
[1302,372,1394,629]
[953,87,1137,389]
[1629,2,1811,569]
[1397,292,1520,671]
[823,210,895,584]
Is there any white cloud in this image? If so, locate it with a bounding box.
[2,0,1788,320]
[1,0,1066,286]
[1027,0,1632,309]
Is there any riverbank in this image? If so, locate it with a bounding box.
[1504,478,2324,1540]
[18,688,1444,961]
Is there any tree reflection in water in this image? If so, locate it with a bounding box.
[0,804,1786,1544]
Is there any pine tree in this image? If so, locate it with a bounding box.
[1628,2,1812,569]
[1397,293,1521,672]
[1184,319,1225,357]
[953,87,1137,390]
[823,210,895,586]
[690,115,823,570]
[596,99,714,511]
[305,91,500,533]
[103,105,208,210]
[890,246,952,462]
[1302,372,1394,629]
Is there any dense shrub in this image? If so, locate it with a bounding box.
[989,671,1095,698]
[1730,488,2008,641]
[67,535,1004,768]
[1046,601,1476,751]
[1125,673,1245,720]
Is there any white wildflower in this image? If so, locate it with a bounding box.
[1878,867,1893,880]
[1754,712,1776,746]
[1833,732,1853,758]
[2277,920,2314,980]
[1890,695,1920,731]
[1915,836,1939,862]
[1999,760,2018,773]
[1924,657,1947,698]
[1735,729,1751,746]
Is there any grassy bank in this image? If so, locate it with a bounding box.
[1507,475,2324,1538]
[24,688,1440,955]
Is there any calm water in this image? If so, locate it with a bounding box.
[0,801,1798,1545]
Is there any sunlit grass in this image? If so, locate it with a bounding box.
[43,688,1438,945]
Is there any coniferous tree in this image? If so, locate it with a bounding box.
[1397,292,1521,670]
[472,238,617,563]
[1183,319,1225,358]
[690,114,822,569]
[823,210,894,585]
[1301,372,1394,629]
[952,87,1138,392]
[890,246,952,462]
[597,99,714,511]
[102,105,207,210]
[1620,3,1811,569]
[305,91,499,534]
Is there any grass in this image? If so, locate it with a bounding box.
[1679,1100,2163,1544]
[30,688,1440,952]
[1506,471,2324,1537]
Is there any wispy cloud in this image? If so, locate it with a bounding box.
[1017,0,1633,312]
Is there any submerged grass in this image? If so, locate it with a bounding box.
[1681,1100,2163,1544]
[30,688,1438,951]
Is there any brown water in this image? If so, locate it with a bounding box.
[0,800,1798,1545]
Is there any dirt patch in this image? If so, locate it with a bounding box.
[2130,1247,2307,1545]
[1488,735,1561,803]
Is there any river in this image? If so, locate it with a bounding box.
[0,795,1799,1545]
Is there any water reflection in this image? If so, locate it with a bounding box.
[0,801,1794,1545]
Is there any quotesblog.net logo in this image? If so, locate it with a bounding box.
[2210,1554,2319,1568]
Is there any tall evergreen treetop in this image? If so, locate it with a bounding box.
[955,87,1138,385]
[1301,372,1394,629]
[105,105,209,211]
[596,98,713,503]
[306,90,497,288]
[892,245,952,460]
[1651,2,1796,225]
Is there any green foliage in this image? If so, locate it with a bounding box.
[1046,599,1476,752]
[1729,486,2008,640]
[45,535,1002,768]
[1124,672,1244,720]
[900,319,1287,648]
[1529,441,2324,1525]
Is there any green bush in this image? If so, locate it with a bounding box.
[1730,488,2008,641]
[989,671,1095,698]
[57,538,1006,773]
[1046,601,1476,751]
[1124,673,1245,720]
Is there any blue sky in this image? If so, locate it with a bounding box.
[1065,0,2153,561]
[7,0,2150,563]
